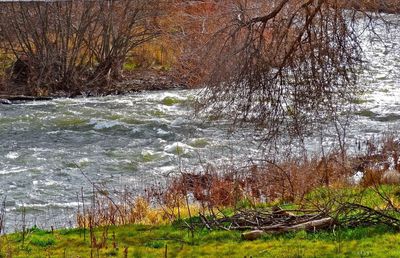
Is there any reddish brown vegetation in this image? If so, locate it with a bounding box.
[165,1,221,87]
[72,137,400,234]
[151,138,400,214]
[158,156,349,209]
[355,136,400,186]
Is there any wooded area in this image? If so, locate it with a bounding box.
[0,0,398,96]
[0,0,161,96]
[0,0,398,153]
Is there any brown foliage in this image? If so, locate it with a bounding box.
[354,136,400,186]
[165,1,223,87]
[152,152,351,213]
[155,137,400,211]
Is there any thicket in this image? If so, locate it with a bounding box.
[0,0,398,99]
[0,0,161,96]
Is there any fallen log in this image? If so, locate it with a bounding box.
[258,217,334,233]
[241,218,334,240]
[285,217,334,232]
[189,203,400,238]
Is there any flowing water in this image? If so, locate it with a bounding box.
[1,17,400,232]
[0,91,263,230]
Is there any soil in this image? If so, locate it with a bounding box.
[0,69,189,103]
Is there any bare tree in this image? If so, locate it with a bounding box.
[192,0,399,153]
[0,0,160,96]
[88,0,161,87]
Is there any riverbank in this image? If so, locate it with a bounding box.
[0,69,188,103]
[2,184,400,257]
[1,135,400,256]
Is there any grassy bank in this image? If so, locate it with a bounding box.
[1,185,400,257]
[2,141,400,257]
[1,223,400,257]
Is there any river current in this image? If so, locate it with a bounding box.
[1,17,400,231]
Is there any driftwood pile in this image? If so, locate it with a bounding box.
[194,207,334,240]
[187,204,400,240]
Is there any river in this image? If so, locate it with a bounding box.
[0,16,400,232]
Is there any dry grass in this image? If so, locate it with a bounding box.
[73,137,400,234]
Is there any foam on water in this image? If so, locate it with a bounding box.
[0,167,26,175]
[156,128,170,136]
[5,152,19,159]
[164,142,193,154]
[12,202,81,210]
[89,118,122,130]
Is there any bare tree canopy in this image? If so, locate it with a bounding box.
[194,0,399,147]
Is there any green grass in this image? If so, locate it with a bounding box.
[123,62,139,71]
[304,185,400,209]
[2,223,400,257]
[2,186,400,257]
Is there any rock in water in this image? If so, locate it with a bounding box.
[0,99,12,105]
